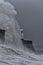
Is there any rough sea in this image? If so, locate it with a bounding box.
[0,0,43,65]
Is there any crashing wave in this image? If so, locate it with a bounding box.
[0,0,24,50]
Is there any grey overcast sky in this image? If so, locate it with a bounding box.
[5,0,43,43]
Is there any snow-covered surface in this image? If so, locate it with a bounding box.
[0,0,43,65]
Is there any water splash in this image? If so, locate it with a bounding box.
[0,0,24,50]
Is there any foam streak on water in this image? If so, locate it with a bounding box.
[0,0,43,65]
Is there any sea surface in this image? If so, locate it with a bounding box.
[0,43,43,65]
